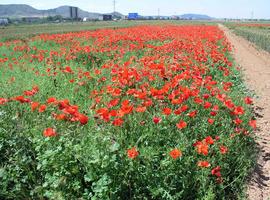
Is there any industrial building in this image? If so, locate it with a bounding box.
[0,18,9,26]
[69,6,79,20]
[128,13,139,20]
[103,14,112,21]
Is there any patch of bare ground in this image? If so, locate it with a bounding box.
[219,24,270,200]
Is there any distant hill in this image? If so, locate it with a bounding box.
[178,14,213,20]
[0,4,124,19]
[0,4,212,20]
[0,4,42,17]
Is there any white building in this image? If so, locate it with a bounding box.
[0,18,8,26]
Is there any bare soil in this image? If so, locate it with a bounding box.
[219,24,270,200]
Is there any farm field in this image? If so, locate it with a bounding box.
[0,20,215,42]
[225,22,270,52]
[0,21,150,41]
[0,24,257,199]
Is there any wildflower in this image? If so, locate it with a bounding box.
[13,96,30,103]
[188,110,197,118]
[153,116,162,124]
[163,107,172,115]
[108,98,120,108]
[196,142,209,156]
[0,98,8,105]
[233,118,242,125]
[208,118,214,124]
[219,145,228,154]
[204,136,214,145]
[176,120,187,129]
[249,120,257,129]
[54,113,66,121]
[180,105,189,112]
[112,118,124,126]
[43,127,57,137]
[135,106,147,113]
[244,97,253,104]
[76,113,89,125]
[47,97,57,104]
[211,166,221,177]
[31,102,39,111]
[38,104,47,113]
[127,147,139,159]
[210,111,217,116]
[233,106,245,115]
[204,102,212,109]
[169,148,182,159]
[197,160,211,168]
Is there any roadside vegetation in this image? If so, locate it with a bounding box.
[225,22,270,52]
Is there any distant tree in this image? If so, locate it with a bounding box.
[46,15,63,22]
[47,16,53,21]
[54,15,63,21]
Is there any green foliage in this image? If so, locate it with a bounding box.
[226,23,270,52]
[0,25,256,199]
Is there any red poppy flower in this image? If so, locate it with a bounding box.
[43,127,57,137]
[197,160,211,168]
[31,102,39,111]
[249,120,257,129]
[13,96,30,103]
[208,118,214,124]
[64,66,73,73]
[112,118,124,126]
[204,136,214,145]
[233,106,245,115]
[211,166,221,177]
[244,97,253,104]
[180,105,189,112]
[233,118,242,125]
[108,98,120,108]
[219,145,228,154]
[188,110,197,118]
[176,120,187,129]
[77,113,89,125]
[210,111,217,116]
[163,107,172,116]
[127,147,139,159]
[0,98,8,105]
[212,105,219,112]
[196,142,209,156]
[38,104,47,113]
[153,117,162,124]
[135,106,147,113]
[169,148,182,159]
[54,113,66,121]
[204,102,212,109]
[24,90,34,96]
[47,97,57,104]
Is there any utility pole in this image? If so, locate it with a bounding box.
[251,10,254,20]
[158,8,160,20]
[113,0,116,14]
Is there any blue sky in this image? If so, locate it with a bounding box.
[1,0,270,19]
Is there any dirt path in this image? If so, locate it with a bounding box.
[219,24,270,200]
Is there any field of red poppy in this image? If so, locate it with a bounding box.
[0,24,256,199]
